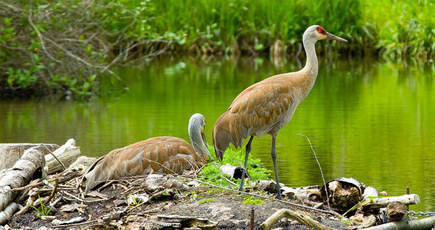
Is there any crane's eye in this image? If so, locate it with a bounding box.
[317,26,326,35]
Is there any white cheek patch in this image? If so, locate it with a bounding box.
[316,33,327,40]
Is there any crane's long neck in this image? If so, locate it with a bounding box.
[298,36,319,95]
[189,122,210,158]
[302,37,318,78]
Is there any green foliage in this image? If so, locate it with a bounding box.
[364,0,434,60]
[0,0,109,100]
[28,194,51,218]
[1,0,433,99]
[128,194,143,206]
[98,0,156,41]
[198,198,214,204]
[242,195,264,205]
[199,145,271,188]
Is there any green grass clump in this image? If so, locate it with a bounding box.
[28,194,51,219]
[242,195,264,205]
[198,198,214,204]
[199,145,271,188]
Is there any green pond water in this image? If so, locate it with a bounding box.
[1,56,434,210]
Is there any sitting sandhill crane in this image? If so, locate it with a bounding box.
[83,113,210,192]
[212,25,347,199]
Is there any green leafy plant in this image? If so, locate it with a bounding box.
[199,145,271,188]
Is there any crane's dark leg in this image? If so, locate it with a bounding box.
[239,136,254,192]
[271,136,282,199]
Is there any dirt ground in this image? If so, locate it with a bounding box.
[6,173,348,230]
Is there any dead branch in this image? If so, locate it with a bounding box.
[14,188,38,216]
[362,215,435,230]
[42,144,66,171]
[44,139,80,175]
[363,194,420,208]
[260,208,335,230]
[28,14,61,63]
[43,179,58,206]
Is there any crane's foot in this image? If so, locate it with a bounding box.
[275,193,283,200]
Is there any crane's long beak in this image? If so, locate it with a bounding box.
[326,32,348,42]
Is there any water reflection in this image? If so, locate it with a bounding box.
[0,57,433,209]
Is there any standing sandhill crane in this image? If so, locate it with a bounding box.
[83,113,210,192]
[212,25,347,199]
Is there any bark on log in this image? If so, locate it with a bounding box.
[363,194,420,208]
[362,215,435,230]
[44,138,80,175]
[0,143,58,170]
[0,202,19,225]
[0,146,45,211]
[387,202,407,222]
[260,208,335,230]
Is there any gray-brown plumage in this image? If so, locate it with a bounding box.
[212,25,347,199]
[83,113,210,192]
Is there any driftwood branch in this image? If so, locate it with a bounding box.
[362,215,435,230]
[0,202,19,225]
[363,194,420,208]
[44,138,80,175]
[260,208,335,230]
[0,143,58,171]
[0,146,46,211]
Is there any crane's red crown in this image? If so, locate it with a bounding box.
[317,26,326,35]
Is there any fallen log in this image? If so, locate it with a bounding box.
[0,202,19,225]
[363,194,420,208]
[44,138,80,175]
[0,146,46,211]
[362,215,435,230]
[0,143,58,171]
[260,208,335,230]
